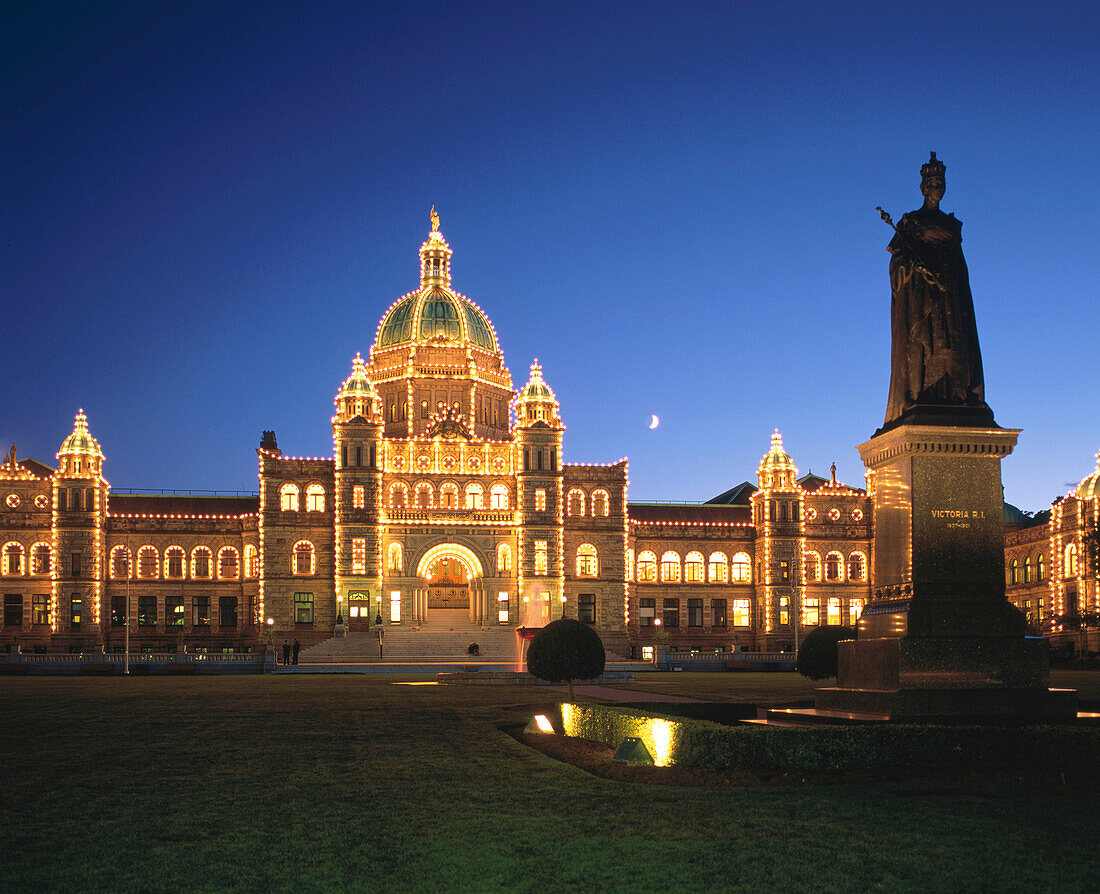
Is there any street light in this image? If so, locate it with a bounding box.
[560,594,567,619]
[336,594,344,626]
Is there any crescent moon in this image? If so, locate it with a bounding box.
[649,415,659,430]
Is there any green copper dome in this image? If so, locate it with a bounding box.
[376,287,498,352]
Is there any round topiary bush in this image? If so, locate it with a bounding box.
[796,625,856,680]
[526,618,606,699]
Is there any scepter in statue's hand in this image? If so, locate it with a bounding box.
[876,206,945,293]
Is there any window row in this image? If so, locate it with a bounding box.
[1008,552,1047,585]
[3,542,52,576]
[279,483,327,512]
[632,550,753,584]
[88,545,263,580]
[565,488,612,517]
[637,596,865,628]
[388,481,511,510]
[802,551,867,583]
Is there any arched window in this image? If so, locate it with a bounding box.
[591,490,609,517]
[387,543,403,573]
[1023,556,1032,584]
[731,552,751,583]
[847,552,866,582]
[31,543,51,576]
[490,484,509,510]
[415,482,433,508]
[804,551,822,582]
[576,544,598,577]
[637,551,657,583]
[280,483,299,512]
[390,482,408,509]
[1037,553,1045,581]
[439,483,458,509]
[294,541,316,576]
[136,546,157,579]
[244,545,258,579]
[660,551,681,583]
[1064,542,1078,577]
[1009,557,1019,585]
[218,547,240,580]
[3,542,25,576]
[684,551,705,583]
[306,484,325,512]
[566,489,586,517]
[191,546,213,579]
[165,546,186,579]
[465,483,484,509]
[825,551,843,582]
[708,552,728,583]
[497,543,512,573]
[110,545,131,580]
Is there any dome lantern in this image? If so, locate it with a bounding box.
[757,429,798,490]
[334,353,380,423]
[513,359,562,429]
[419,206,453,289]
[57,410,104,478]
[1075,449,1100,501]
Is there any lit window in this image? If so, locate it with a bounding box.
[497,543,512,573]
[534,540,548,576]
[1009,557,1019,585]
[390,482,408,509]
[849,598,864,626]
[1023,556,1032,583]
[3,542,25,576]
[731,552,751,583]
[660,552,681,584]
[708,552,728,583]
[591,490,609,517]
[825,552,843,582]
[389,590,401,623]
[497,592,510,624]
[779,596,789,626]
[387,543,403,573]
[352,539,366,575]
[295,592,314,624]
[567,490,585,517]
[165,546,185,579]
[280,484,299,512]
[1037,553,1045,581]
[490,484,509,510]
[804,597,820,626]
[804,552,821,582]
[31,543,51,576]
[626,548,635,582]
[244,545,257,578]
[32,594,48,626]
[465,484,484,510]
[353,485,365,509]
[637,551,657,583]
[191,547,212,579]
[1064,543,1078,577]
[110,546,131,580]
[535,489,547,512]
[306,485,325,512]
[847,552,866,582]
[218,547,239,580]
[827,597,841,626]
[576,544,598,577]
[293,541,316,576]
[138,546,158,579]
[684,552,705,583]
[732,598,750,627]
[641,645,655,661]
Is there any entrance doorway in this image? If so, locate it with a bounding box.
[348,592,374,632]
[414,543,489,624]
[423,556,469,609]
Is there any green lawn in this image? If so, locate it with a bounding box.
[2,675,1098,893]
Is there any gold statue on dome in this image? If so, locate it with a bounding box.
[430,205,439,232]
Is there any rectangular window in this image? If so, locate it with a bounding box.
[639,597,655,627]
[220,596,238,627]
[849,598,864,627]
[732,598,750,627]
[32,594,48,626]
[70,595,82,630]
[353,485,365,509]
[141,595,159,627]
[523,448,530,471]
[352,538,367,575]
[687,598,703,627]
[498,592,509,624]
[71,552,82,578]
[536,449,543,471]
[827,597,842,626]
[193,596,211,627]
[779,595,789,627]
[579,593,596,624]
[71,488,82,511]
[57,488,67,511]
[711,598,728,628]
[341,445,348,468]
[389,590,400,623]
[779,560,790,583]
[247,595,257,626]
[550,449,557,472]
[167,596,184,626]
[356,445,363,468]
[111,596,125,627]
[662,598,679,628]
[804,597,820,627]
[535,489,546,512]
[534,541,548,576]
[4,594,22,627]
[295,592,315,624]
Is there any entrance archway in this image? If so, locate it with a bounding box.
[413,543,490,624]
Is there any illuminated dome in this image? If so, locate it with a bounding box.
[514,359,562,428]
[333,353,380,422]
[757,429,798,490]
[1075,450,1100,500]
[57,410,104,477]
[373,217,499,354]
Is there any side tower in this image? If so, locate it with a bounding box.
[513,361,565,625]
[52,411,108,647]
[332,354,384,627]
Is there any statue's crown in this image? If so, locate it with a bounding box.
[921,151,946,181]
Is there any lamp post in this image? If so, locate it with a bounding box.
[336,594,343,626]
[560,594,567,619]
[375,594,383,659]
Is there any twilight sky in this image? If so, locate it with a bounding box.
[2,1,1098,511]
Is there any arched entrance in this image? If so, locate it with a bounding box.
[413,543,491,624]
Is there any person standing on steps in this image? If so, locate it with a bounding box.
[282,640,290,666]
[292,639,300,666]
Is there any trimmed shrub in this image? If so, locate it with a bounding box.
[527,618,605,699]
[796,625,856,680]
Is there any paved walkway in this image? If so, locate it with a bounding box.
[539,684,699,702]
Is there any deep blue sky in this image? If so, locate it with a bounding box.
[3,1,1098,510]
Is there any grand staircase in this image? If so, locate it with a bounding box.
[299,609,519,664]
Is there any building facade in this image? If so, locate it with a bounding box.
[2,219,1095,658]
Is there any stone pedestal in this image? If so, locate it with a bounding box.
[816,424,1076,721]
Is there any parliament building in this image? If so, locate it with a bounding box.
[1,219,1096,659]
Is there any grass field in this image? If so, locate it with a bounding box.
[2,673,1099,893]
